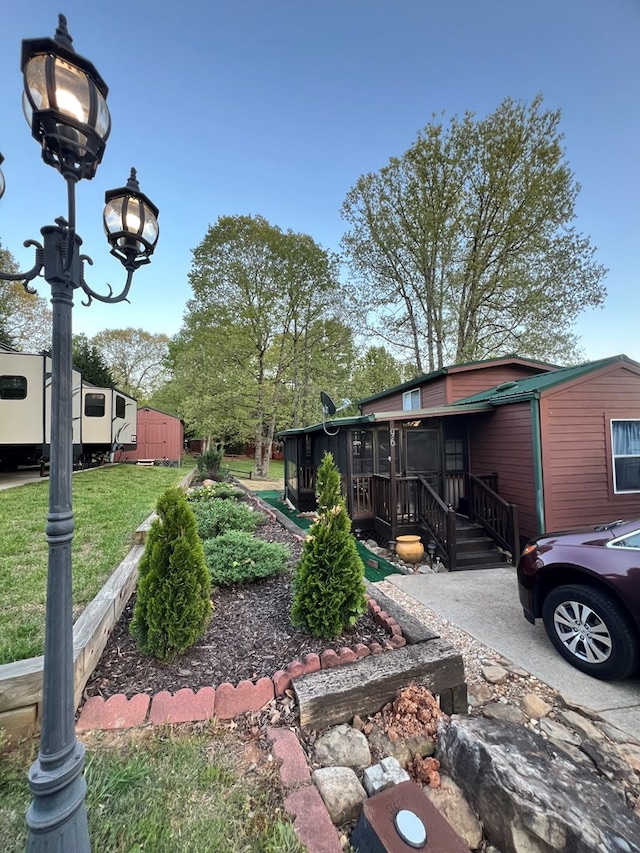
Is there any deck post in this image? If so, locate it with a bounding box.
[389,420,397,544]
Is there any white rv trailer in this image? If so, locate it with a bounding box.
[0,349,83,470]
[80,384,137,466]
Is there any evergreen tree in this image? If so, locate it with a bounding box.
[72,333,114,387]
[291,452,367,638]
[131,487,212,661]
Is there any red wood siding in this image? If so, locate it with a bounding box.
[118,408,184,462]
[468,403,539,540]
[541,364,640,530]
[446,365,548,403]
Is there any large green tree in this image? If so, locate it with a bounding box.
[92,327,171,399]
[0,243,52,352]
[341,95,607,371]
[72,333,114,387]
[178,215,351,477]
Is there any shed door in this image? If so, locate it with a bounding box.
[140,420,167,458]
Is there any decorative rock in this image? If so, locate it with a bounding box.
[468,682,493,706]
[424,775,483,850]
[558,693,603,720]
[522,693,553,719]
[362,756,410,796]
[366,724,436,769]
[314,724,371,769]
[539,717,582,745]
[481,702,526,726]
[437,716,640,853]
[501,662,531,678]
[547,738,597,769]
[617,742,640,774]
[558,708,606,741]
[598,722,640,745]
[579,739,640,790]
[481,664,509,684]
[312,766,367,824]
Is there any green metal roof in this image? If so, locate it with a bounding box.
[452,354,638,406]
[355,354,559,406]
[278,413,374,437]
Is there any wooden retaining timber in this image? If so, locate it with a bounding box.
[294,639,466,730]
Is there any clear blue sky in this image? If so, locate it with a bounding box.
[1,0,638,363]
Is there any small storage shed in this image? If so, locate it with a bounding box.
[117,407,184,465]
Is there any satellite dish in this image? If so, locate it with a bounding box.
[320,391,337,416]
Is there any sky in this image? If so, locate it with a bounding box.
[0,0,638,364]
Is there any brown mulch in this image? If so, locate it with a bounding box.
[84,497,391,701]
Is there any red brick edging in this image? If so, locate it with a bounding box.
[76,597,405,731]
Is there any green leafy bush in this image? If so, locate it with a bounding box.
[203,530,289,586]
[291,452,367,639]
[190,498,262,539]
[130,487,212,661]
[195,446,224,480]
[187,482,245,502]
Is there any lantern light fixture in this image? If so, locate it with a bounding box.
[104,168,160,267]
[21,13,110,181]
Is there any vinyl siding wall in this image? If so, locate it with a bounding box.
[541,364,640,531]
[446,365,547,403]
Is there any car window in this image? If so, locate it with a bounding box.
[611,531,640,548]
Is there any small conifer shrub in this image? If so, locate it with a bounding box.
[131,486,212,661]
[190,498,261,540]
[203,530,289,586]
[195,446,224,480]
[290,451,367,638]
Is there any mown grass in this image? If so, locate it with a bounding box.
[0,726,302,852]
[0,465,186,664]
[223,457,284,482]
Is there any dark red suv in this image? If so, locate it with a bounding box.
[517,519,640,680]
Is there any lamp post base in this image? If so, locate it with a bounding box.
[26,742,90,852]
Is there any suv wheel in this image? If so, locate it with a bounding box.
[542,584,639,680]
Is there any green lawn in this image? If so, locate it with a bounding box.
[1,726,302,852]
[222,457,284,482]
[0,464,187,664]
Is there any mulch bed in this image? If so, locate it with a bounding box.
[84,498,391,700]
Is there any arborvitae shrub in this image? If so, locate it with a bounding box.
[202,530,289,586]
[130,486,212,661]
[290,451,367,638]
[190,498,261,539]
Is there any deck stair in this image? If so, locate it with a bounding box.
[452,516,511,569]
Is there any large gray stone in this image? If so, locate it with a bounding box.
[312,766,367,825]
[437,716,640,853]
[314,724,371,769]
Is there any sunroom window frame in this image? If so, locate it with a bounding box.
[611,418,640,494]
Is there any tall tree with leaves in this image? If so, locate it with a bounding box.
[180,215,350,477]
[72,333,114,387]
[341,95,607,371]
[92,327,171,399]
[0,243,52,352]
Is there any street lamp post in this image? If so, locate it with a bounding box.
[0,15,158,852]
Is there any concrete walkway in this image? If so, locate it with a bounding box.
[386,567,640,739]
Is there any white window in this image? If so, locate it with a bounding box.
[402,388,420,411]
[611,420,640,493]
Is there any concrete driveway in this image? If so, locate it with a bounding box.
[387,567,640,739]
[0,468,45,491]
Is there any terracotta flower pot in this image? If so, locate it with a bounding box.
[395,534,424,565]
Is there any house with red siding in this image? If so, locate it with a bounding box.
[117,407,184,466]
[280,354,640,570]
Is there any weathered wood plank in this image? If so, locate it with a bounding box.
[294,639,466,731]
[0,656,44,713]
[0,704,38,741]
[365,579,439,644]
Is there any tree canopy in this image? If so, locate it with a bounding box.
[341,95,607,371]
[175,214,351,476]
[0,243,52,352]
[91,328,171,400]
[72,333,115,387]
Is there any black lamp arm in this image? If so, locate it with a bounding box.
[78,256,134,306]
[0,239,43,292]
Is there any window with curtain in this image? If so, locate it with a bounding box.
[611,420,640,493]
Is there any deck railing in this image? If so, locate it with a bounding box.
[466,473,519,559]
[416,476,458,570]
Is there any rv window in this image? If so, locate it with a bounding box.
[85,393,106,417]
[0,375,27,400]
[115,395,126,419]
